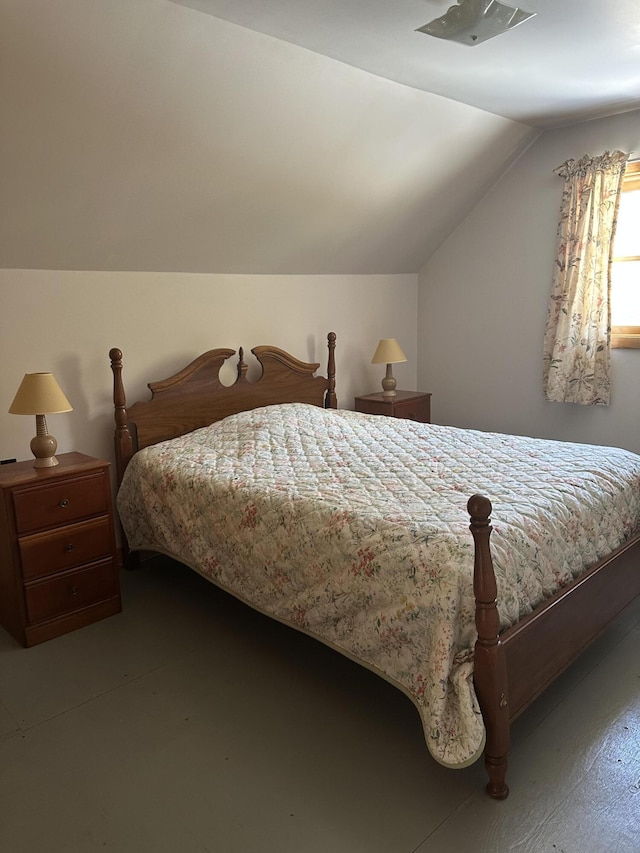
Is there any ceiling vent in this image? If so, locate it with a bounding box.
[416,0,535,45]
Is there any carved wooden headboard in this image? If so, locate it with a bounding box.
[109,332,337,485]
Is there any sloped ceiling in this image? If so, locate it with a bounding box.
[172,0,640,129]
[0,0,538,274]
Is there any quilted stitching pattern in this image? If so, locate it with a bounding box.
[118,404,640,766]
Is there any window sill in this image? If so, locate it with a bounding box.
[612,327,640,349]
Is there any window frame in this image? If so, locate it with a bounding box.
[611,161,640,349]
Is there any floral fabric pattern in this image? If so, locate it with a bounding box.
[543,150,628,406]
[117,404,640,767]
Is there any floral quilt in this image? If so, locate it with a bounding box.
[117,403,640,767]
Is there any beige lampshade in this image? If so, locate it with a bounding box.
[9,373,73,468]
[9,373,73,415]
[371,338,407,365]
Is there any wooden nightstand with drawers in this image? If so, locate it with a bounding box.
[0,452,121,647]
[354,390,432,423]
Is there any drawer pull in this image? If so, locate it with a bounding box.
[59,499,69,508]
[71,586,79,596]
[65,543,74,552]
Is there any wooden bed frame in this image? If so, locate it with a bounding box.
[109,332,640,799]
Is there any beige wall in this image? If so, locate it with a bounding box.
[9,1,637,476]
[1,270,418,469]
[0,1,537,479]
[418,109,640,453]
[1,0,536,275]
[0,3,537,482]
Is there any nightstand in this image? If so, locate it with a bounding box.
[0,452,121,647]
[354,390,431,423]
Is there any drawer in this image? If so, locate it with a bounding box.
[19,516,113,580]
[24,559,117,624]
[393,397,431,423]
[13,472,108,534]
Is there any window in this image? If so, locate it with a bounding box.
[611,161,640,348]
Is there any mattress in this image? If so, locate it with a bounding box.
[117,403,640,767]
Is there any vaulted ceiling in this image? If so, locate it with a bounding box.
[5,0,635,275]
[170,0,640,129]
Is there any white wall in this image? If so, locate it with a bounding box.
[0,270,417,470]
[418,109,640,454]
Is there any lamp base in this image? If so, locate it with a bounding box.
[30,419,59,468]
[33,454,60,469]
[381,363,397,398]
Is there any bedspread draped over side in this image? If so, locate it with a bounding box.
[116,404,640,767]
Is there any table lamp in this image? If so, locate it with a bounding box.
[9,373,73,468]
[371,338,407,398]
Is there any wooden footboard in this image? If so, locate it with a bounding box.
[468,494,640,799]
[503,533,640,720]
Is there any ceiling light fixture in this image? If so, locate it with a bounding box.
[416,0,535,46]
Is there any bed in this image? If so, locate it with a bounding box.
[109,333,640,799]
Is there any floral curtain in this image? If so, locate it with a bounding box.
[542,150,628,405]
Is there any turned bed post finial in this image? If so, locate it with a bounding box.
[468,494,510,800]
[326,331,337,409]
[236,347,249,382]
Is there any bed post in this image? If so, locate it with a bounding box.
[325,332,337,409]
[109,348,138,568]
[468,494,510,800]
[109,348,134,486]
